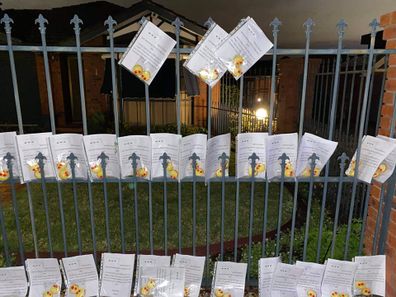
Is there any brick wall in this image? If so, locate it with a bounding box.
[364,11,396,297]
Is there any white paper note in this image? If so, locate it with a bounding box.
[321,259,357,297]
[345,135,396,183]
[83,134,120,180]
[270,263,303,297]
[258,257,281,297]
[216,17,273,79]
[184,23,228,86]
[48,134,88,181]
[134,255,171,296]
[266,133,298,179]
[0,131,20,179]
[172,254,205,297]
[180,134,207,179]
[211,261,247,297]
[99,253,135,297]
[118,135,151,179]
[25,258,62,297]
[0,266,28,297]
[16,132,55,182]
[205,133,231,181]
[295,261,325,297]
[138,266,185,297]
[296,133,338,177]
[61,254,99,297]
[150,133,181,180]
[119,20,176,85]
[374,135,396,183]
[353,255,386,297]
[236,132,267,179]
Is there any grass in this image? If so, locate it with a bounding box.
[0,179,293,255]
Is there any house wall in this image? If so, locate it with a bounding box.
[364,11,396,297]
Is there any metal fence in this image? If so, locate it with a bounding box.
[1,13,396,286]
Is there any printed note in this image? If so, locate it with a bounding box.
[211,261,247,297]
[0,131,20,180]
[0,266,28,297]
[353,255,386,297]
[180,134,207,179]
[172,254,205,297]
[205,133,231,181]
[151,133,181,180]
[258,257,281,297]
[26,258,62,297]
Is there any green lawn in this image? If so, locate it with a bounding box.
[1,180,293,254]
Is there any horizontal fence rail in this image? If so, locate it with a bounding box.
[0,12,395,287]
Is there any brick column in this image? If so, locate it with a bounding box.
[364,11,396,297]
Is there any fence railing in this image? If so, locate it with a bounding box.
[1,12,396,286]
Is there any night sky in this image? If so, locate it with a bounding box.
[1,0,394,47]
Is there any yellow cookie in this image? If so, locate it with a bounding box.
[255,163,265,174]
[195,167,204,176]
[233,55,244,66]
[132,64,143,76]
[340,293,349,297]
[330,292,339,297]
[141,70,151,81]
[307,289,316,297]
[59,167,71,180]
[223,293,232,297]
[232,67,243,77]
[50,284,60,294]
[198,69,209,81]
[147,278,156,289]
[214,288,224,297]
[42,291,53,297]
[140,286,150,296]
[76,288,85,297]
[90,164,102,173]
[69,284,79,294]
[0,170,10,181]
[169,170,178,180]
[361,288,371,296]
[355,281,366,289]
[215,168,223,178]
[184,287,190,297]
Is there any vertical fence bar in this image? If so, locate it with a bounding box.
[234,75,244,261]
[276,153,288,256]
[345,56,358,142]
[68,153,82,254]
[337,55,350,141]
[353,55,367,144]
[316,20,347,262]
[303,154,319,261]
[130,153,140,254]
[358,183,371,254]
[0,192,10,265]
[36,153,52,257]
[330,153,348,258]
[219,153,229,261]
[190,153,199,256]
[268,18,280,135]
[173,17,184,254]
[288,180,299,263]
[105,15,125,254]
[317,60,329,130]
[247,153,258,280]
[375,55,388,133]
[372,185,385,254]
[160,153,170,256]
[364,55,377,134]
[71,15,96,259]
[99,152,111,252]
[206,86,212,276]
[298,18,314,139]
[4,153,24,263]
[1,14,39,258]
[344,19,379,259]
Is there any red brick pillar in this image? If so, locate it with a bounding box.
[364,11,396,297]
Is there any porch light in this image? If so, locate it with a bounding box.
[255,107,268,120]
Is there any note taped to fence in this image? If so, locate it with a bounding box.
[215,17,273,80]
[373,135,396,183]
[258,257,281,297]
[48,134,88,181]
[150,133,181,180]
[211,261,247,297]
[269,263,304,297]
[345,135,396,183]
[321,258,357,297]
[172,254,205,297]
[133,255,171,296]
[118,135,151,179]
[0,131,20,179]
[119,20,176,85]
[184,23,228,87]
[61,254,99,297]
[99,253,135,297]
[296,132,338,177]
[180,134,207,179]
[25,258,62,297]
[205,133,231,181]
[236,132,267,179]
[265,133,298,179]
[295,261,325,297]
[83,134,120,180]
[138,266,185,297]
[0,266,28,297]
[16,132,55,183]
[353,255,386,297]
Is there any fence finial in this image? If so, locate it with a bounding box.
[4,152,14,174]
[248,152,260,179]
[35,14,48,34]
[337,152,349,172]
[70,15,83,34]
[218,152,229,178]
[104,16,117,33]
[129,153,140,176]
[369,18,379,36]
[270,17,281,36]
[303,18,315,37]
[172,17,184,34]
[97,152,109,170]
[336,19,347,38]
[139,16,147,26]
[204,17,214,29]
[308,153,320,176]
[0,14,13,34]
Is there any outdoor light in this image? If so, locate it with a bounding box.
[255,108,268,120]
[257,97,262,102]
